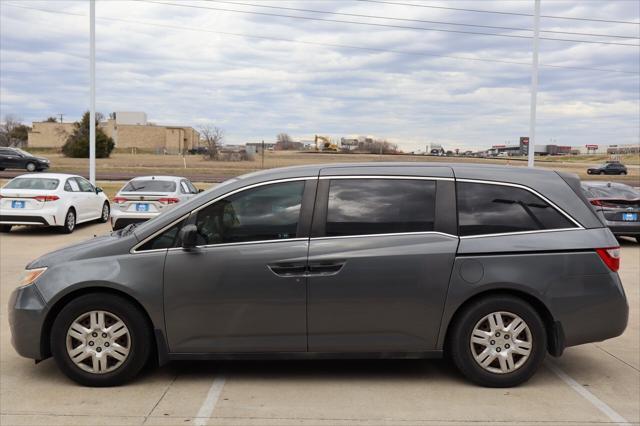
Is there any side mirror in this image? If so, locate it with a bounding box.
[95,187,103,193]
[180,224,199,250]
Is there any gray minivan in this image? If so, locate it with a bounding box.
[8,163,628,387]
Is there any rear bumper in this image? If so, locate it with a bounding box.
[8,284,47,360]
[110,210,158,230]
[0,212,57,226]
[604,220,640,237]
[547,272,628,348]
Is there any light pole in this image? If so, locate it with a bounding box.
[528,0,541,168]
[89,0,96,184]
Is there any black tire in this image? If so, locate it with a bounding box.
[50,293,152,387]
[60,209,76,234]
[635,236,640,244]
[0,225,12,233]
[25,162,36,172]
[0,167,5,171]
[98,202,110,223]
[621,171,627,175]
[448,295,547,388]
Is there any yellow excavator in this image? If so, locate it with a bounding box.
[314,135,338,152]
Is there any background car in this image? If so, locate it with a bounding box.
[0,173,109,233]
[0,147,50,172]
[110,175,200,230]
[582,181,639,242]
[586,161,628,175]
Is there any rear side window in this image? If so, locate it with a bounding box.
[457,182,576,236]
[121,180,176,192]
[326,179,436,237]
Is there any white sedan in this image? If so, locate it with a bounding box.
[0,173,110,233]
[110,175,200,230]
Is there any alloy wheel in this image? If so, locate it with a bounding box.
[470,311,533,374]
[102,204,110,221]
[66,211,75,231]
[65,310,131,374]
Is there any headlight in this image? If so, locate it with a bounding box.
[19,267,47,286]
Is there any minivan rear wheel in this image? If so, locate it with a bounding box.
[449,295,546,387]
[51,293,152,387]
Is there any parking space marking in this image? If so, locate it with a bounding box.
[194,375,226,426]
[546,360,631,426]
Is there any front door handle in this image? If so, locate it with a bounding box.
[307,261,345,277]
[267,262,307,277]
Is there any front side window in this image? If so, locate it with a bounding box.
[457,182,576,236]
[325,179,436,237]
[193,180,305,245]
[136,219,186,251]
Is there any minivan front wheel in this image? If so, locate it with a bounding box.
[51,293,152,386]
[449,296,547,387]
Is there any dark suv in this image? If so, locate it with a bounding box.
[0,147,50,172]
[8,163,628,388]
[587,162,628,175]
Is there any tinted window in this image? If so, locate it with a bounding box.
[137,219,186,251]
[121,180,177,192]
[4,178,59,190]
[326,179,436,237]
[193,181,305,245]
[457,182,575,236]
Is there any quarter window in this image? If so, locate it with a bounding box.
[137,219,186,251]
[325,179,436,237]
[192,181,305,245]
[457,182,576,236]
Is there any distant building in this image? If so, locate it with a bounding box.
[246,142,276,154]
[27,112,200,154]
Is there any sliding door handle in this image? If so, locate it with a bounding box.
[307,261,345,277]
[267,263,307,277]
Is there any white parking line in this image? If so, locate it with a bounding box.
[194,376,226,426]
[546,361,630,426]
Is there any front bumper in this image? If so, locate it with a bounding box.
[8,284,47,360]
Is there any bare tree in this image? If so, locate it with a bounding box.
[0,115,29,147]
[200,125,224,160]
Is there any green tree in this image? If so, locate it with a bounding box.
[45,116,57,122]
[62,112,114,158]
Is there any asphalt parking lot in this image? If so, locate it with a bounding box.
[1,222,638,426]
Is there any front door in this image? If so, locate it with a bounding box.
[307,173,458,352]
[163,178,316,353]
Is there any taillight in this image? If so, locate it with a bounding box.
[590,199,602,207]
[34,195,59,202]
[596,247,620,272]
[113,197,128,204]
[159,197,180,205]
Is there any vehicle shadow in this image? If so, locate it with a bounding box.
[149,357,468,385]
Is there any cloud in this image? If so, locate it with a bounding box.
[1,0,638,151]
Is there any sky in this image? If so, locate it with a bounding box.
[1,0,639,152]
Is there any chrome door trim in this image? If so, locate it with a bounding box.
[311,231,458,241]
[319,175,454,181]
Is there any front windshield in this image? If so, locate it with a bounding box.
[14,148,31,156]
